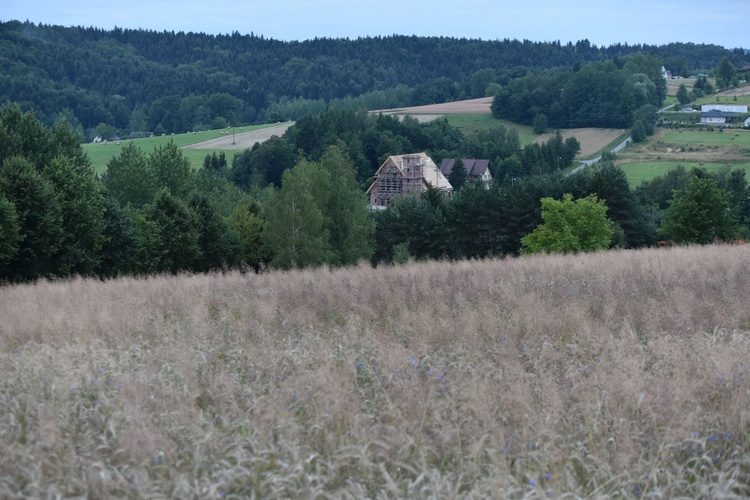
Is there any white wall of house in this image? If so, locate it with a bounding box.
[701,116,726,124]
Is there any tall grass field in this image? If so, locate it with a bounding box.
[1,245,749,498]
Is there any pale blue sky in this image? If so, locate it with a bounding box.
[2,0,748,48]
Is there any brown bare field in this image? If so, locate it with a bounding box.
[718,83,750,97]
[666,77,697,96]
[534,127,627,158]
[1,245,749,497]
[183,122,294,151]
[374,96,494,117]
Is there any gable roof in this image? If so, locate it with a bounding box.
[701,109,736,118]
[439,158,491,177]
[366,152,452,194]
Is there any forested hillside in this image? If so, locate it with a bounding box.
[1,20,746,139]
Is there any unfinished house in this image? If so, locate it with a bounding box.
[367,153,453,208]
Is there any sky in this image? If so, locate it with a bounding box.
[2,0,749,49]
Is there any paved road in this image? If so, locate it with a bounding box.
[568,135,632,175]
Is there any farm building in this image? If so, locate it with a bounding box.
[700,109,736,124]
[439,158,493,185]
[745,117,750,128]
[367,153,452,207]
[701,104,748,114]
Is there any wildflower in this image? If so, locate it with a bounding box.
[545,472,551,480]
[154,456,160,464]
[634,484,641,496]
[530,480,536,486]
[394,368,400,373]
[692,432,699,438]
[220,492,226,497]
[107,379,113,385]
[99,367,105,373]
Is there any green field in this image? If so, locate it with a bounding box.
[692,91,750,107]
[619,161,750,185]
[82,124,275,173]
[444,114,536,145]
[659,129,750,146]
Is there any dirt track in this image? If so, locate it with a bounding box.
[182,123,294,150]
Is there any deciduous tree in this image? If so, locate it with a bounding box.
[521,193,613,254]
[659,177,737,244]
[263,158,331,269]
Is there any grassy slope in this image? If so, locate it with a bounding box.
[444,114,536,145]
[1,245,749,497]
[83,124,274,173]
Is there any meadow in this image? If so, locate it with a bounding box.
[620,161,750,185]
[82,124,278,173]
[443,114,536,145]
[1,245,749,498]
[616,128,750,185]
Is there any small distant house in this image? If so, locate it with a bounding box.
[439,158,493,185]
[745,117,750,128]
[366,153,452,208]
[700,109,735,124]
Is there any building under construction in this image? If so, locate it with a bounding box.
[366,153,453,208]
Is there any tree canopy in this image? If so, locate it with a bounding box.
[520,193,613,254]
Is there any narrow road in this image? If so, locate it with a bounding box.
[568,103,676,175]
[568,135,631,175]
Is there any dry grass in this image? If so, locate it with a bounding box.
[1,245,750,498]
[534,128,628,158]
[373,97,494,116]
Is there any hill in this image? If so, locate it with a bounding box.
[1,245,748,496]
[1,20,746,138]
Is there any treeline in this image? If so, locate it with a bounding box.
[491,54,666,129]
[1,20,747,138]
[231,108,580,189]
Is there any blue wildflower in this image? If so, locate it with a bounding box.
[545,472,551,480]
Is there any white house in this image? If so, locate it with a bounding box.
[700,109,734,124]
[745,117,750,128]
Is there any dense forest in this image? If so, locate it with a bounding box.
[1,20,747,140]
